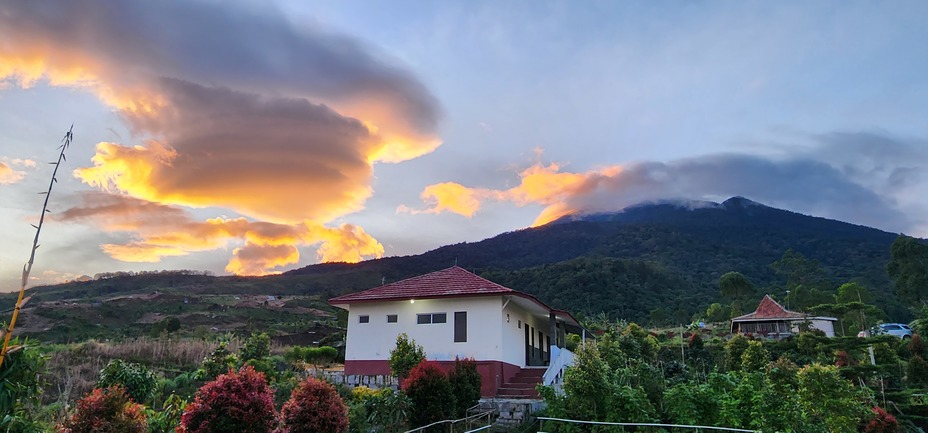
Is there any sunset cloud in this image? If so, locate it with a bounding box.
[0,0,440,271]
[407,135,920,233]
[0,162,24,184]
[58,193,384,275]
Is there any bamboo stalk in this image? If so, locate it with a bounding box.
[0,125,73,367]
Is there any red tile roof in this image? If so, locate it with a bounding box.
[732,295,805,321]
[329,266,516,304]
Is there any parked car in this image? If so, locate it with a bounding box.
[857,323,913,339]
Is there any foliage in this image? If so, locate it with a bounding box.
[97,359,157,404]
[239,332,271,363]
[285,345,338,370]
[0,337,46,432]
[144,394,186,433]
[178,366,277,433]
[796,363,870,433]
[887,235,928,304]
[705,303,728,322]
[772,248,827,290]
[401,360,455,428]
[280,377,349,433]
[448,357,482,417]
[740,340,769,371]
[58,386,147,433]
[724,334,750,372]
[862,406,900,433]
[388,333,425,379]
[906,355,928,388]
[719,271,754,300]
[197,342,238,380]
[149,317,181,337]
[364,388,412,433]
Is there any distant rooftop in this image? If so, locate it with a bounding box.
[732,295,806,322]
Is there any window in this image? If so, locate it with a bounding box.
[454,312,467,342]
[387,314,398,323]
[359,315,369,323]
[417,313,447,324]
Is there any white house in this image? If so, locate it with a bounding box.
[328,266,582,398]
[731,295,837,338]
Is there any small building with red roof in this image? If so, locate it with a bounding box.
[329,266,582,398]
[731,295,837,338]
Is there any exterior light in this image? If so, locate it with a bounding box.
[410,299,415,304]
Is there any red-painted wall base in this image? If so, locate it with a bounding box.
[344,359,524,397]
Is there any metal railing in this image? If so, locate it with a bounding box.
[537,417,760,433]
[542,346,574,394]
[402,404,497,433]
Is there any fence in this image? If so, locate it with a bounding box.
[402,405,498,433]
[537,417,760,433]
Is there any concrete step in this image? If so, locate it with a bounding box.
[499,381,536,389]
[508,376,543,384]
[495,388,541,399]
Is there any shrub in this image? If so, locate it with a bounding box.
[724,334,750,371]
[178,366,277,433]
[906,355,928,387]
[58,386,147,433]
[740,340,769,371]
[862,407,899,433]
[144,394,186,433]
[0,337,46,432]
[97,359,157,404]
[284,346,339,371]
[197,342,238,380]
[402,361,456,427]
[448,357,482,416]
[240,332,271,363]
[389,334,426,379]
[280,377,349,433]
[365,389,412,433]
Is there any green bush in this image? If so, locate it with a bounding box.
[389,334,425,379]
[240,332,270,363]
[448,357,482,417]
[97,359,157,404]
[197,342,238,380]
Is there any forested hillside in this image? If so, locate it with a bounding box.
[2,196,912,341]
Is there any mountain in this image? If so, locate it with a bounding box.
[3,196,910,341]
[287,196,906,320]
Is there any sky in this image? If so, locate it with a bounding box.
[0,0,926,289]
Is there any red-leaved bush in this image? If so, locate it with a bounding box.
[862,406,899,433]
[402,360,456,428]
[279,377,349,433]
[178,366,277,433]
[58,386,147,433]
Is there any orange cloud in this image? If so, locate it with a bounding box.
[405,159,624,226]
[58,193,384,275]
[1,1,442,272]
[0,162,25,184]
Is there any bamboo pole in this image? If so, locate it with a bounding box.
[0,125,72,367]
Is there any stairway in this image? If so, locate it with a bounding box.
[496,367,545,399]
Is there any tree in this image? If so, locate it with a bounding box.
[887,235,928,304]
[280,377,349,433]
[197,342,238,380]
[97,359,157,404]
[58,386,147,433]
[179,366,277,433]
[239,332,271,363]
[388,333,425,379]
[448,357,482,417]
[719,271,754,301]
[401,361,456,428]
[796,364,869,433]
[705,303,728,323]
[771,249,826,289]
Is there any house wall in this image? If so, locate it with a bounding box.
[804,319,836,337]
[501,300,551,367]
[344,296,504,364]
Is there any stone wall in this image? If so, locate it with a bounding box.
[320,370,399,390]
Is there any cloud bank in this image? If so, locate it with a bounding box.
[405,132,924,234]
[0,0,441,274]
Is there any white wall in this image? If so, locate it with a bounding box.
[344,297,503,362]
[501,300,551,367]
